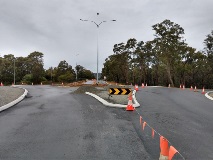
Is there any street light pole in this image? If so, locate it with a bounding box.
[80,14,116,84]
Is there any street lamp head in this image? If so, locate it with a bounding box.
[80,19,88,21]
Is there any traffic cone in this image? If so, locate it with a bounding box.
[41,82,43,85]
[146,83,147,87]
[202,87,205,94]
[32,83,33,85]
[159,136,169,160]
[126,93,135,111]
[180,84,181,89]
[168,84,171,88]
[190,86,193,90]
[1,82,3,86]
[142,83,144,88]
[194,86,197,92]
[182,85,185,90]
[135,85,139,91]
[169,146,178,160]
[62,82,64,86]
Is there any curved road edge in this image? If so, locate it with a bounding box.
[205,91,213,101]
[85,90,140,108]
[0,86,28,112]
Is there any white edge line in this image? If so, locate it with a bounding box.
[0,86,28,112]
[205,91,213,101]
[85,90,140,108]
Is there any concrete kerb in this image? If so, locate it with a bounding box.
[205,91,213,101]
[0,86,28,112]
[85,90,140,108]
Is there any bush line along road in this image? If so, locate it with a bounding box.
[0,84,213,159]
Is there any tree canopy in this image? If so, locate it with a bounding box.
[102,19,213,88]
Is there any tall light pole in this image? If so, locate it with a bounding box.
[13,58,16,85]
[80,13,116,84]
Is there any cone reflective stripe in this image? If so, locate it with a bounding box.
[152,128,155,138]
[169,146,178,160]
[143,121,146,130]
[140,116,142,125]
[160,136,169,158]
[202,87,205,94]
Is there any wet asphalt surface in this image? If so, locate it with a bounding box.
[135,87,213,160]
[0,85,151,160]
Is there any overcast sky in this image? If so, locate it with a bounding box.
[0,0,213,73]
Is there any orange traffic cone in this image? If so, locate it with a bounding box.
[41,82,43,85]
[190,86,193,90]
[182,85,185,90]
[168,84,171,88]
[135,85,139,91]
[126,93,135,111]
[194,86,197,92]
[1,82,3,86]
[159,136,169,159]
[146,83,147,87]
[142,83,144,88]
[169,146,178,160]
[62,82,64,86]
[202,87,205,94]
[180,84,182,89]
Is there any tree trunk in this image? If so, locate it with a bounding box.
[166,65,174,87]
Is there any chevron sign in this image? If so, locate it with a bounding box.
[109,88,131,95]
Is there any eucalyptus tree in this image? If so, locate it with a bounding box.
[152,19,185,87]
[0,54,15,83]
[113,42,130,83]
[204,30,213,88]
[56,60,75,82]
[27,51,45,84]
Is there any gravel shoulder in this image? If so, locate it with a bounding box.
[0,86,25,107]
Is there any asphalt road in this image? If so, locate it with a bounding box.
[0,85,151,160]
[134,87,213,159]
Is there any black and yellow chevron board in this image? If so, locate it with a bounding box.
[109,88,131,95]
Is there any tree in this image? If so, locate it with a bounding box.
[152,19,185,87]
[76,65,95,80]
[55,60,75,82]
[204,30,213,88]
[27,51,45,84]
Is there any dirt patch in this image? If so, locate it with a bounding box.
[209,92,213,98]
